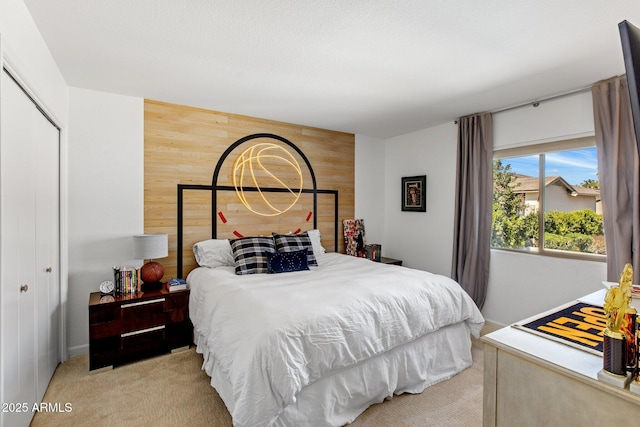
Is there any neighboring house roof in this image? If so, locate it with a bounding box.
[511,175,600,199]
[571,185,600,199]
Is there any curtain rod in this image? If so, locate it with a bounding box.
[454,85,592,124]
[491,86,592,115]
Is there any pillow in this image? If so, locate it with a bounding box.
[230,236,276,275]
[272,232,318,266]
[307,229,326,257]
[192,239,235,268]
[266,248,309,273]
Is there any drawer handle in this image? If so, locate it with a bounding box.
[121,298,165,309]
[121,325,165,338]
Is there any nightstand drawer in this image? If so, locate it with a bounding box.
[121,325,166,360]
[89,302,168,339]
[120,297,166,315]
[120,297,167,332]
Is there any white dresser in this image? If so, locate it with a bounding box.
[482,290,640,426]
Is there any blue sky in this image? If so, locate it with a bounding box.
[500,147,598,186]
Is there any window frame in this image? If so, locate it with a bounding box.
[491,136,606,263]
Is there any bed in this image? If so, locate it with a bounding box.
[177,133,484,426]
[187,238,484,427]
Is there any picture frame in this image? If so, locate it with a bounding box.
[401,175,426,212]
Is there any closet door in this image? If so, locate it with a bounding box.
[0,69,61,427]
[34,99,60,401]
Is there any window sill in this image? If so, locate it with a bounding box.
[490,247,607,263]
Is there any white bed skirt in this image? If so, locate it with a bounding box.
[194,321,474,427]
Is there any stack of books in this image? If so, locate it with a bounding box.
[365,244,382,262]
[166,278,188,292]
[113,266,141,295]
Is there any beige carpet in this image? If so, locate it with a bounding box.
[31,337,484,427]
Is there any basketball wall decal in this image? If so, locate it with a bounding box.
[140,261,164,283]
[232,143,303,216]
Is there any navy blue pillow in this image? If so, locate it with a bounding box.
[272,232,318,266]
[266,248,309,274]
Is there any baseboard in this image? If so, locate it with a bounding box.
[481,319,505,336]
[67,344,89,358]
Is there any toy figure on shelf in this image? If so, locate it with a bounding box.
[602,264,636,378]
[619,265,638,372]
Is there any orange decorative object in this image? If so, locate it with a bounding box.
[140,261,164,283]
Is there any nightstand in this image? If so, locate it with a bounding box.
[89,288,192,371]
[379,257,403,266]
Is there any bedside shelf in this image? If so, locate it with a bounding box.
[89,288,192,371]
[378,257,402,266]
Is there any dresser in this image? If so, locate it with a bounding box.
[482,290,640,426]
[89,288,192,371]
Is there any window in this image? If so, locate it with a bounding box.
[492,137,605,259]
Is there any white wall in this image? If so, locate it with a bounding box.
[67,87,143,355]
[355,135,385,245]
[493,91,595,149]
[482,92,606,324]
[0,0,68,122]
[382,122,458,276]
[354,91,609,327]
[484,250,606,325]
[484,91,606,325]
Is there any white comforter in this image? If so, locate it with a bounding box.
[188,253,484,427]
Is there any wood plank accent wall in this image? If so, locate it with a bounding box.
[144,100,355,279]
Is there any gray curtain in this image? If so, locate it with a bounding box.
[592,76,640,281]
[451,113,493,309]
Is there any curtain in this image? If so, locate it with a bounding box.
[592,76,640,281]
[451,113,493,309]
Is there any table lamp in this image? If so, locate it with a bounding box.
[133,234,168,291]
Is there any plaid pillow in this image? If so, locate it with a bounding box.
[266,248,309,273]
[272,232,318,266]
[230,236,276,275]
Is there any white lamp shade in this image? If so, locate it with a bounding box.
[133,234,168,260]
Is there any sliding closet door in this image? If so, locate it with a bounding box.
[1,68,38,427]
[0,68,61,427]
[34,98,61,401]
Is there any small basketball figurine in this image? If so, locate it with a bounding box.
[141,261,164,284]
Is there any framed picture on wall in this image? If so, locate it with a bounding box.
[401,175,426,212]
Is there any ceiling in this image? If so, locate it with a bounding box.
[22,0,640,138]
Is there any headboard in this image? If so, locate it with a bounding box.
[176,133,339,278]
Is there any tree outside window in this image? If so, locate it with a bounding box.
[491,146,605,257]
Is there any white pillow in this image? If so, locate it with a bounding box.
[193,239,235,268]
[307,229,326,258]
